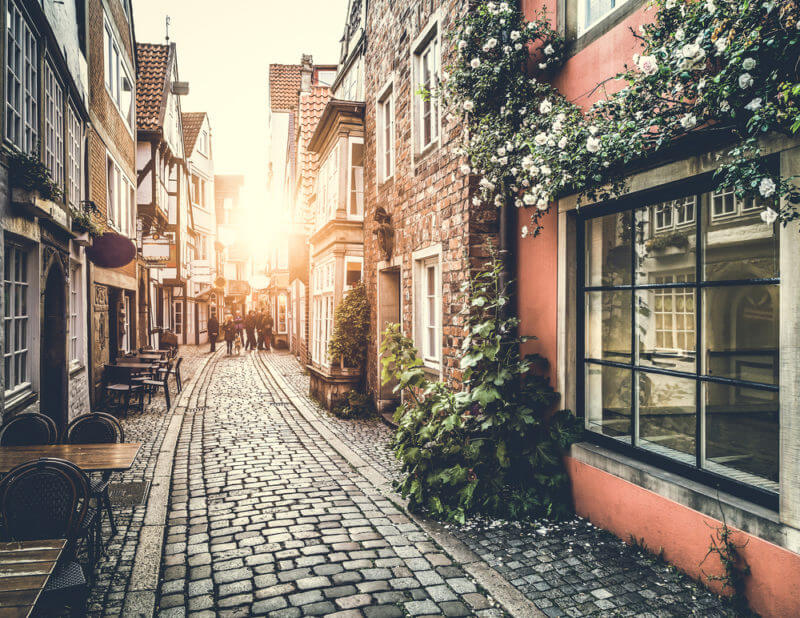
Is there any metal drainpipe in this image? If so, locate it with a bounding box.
[497,190,517,327]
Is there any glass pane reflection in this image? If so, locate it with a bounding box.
[637,288,696,373]
[638,372,696,461]
[635,198,697,285]
[585,290,631,363]
[585,211,632,286]
[585,364,631,439]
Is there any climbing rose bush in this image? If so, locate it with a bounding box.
[443,0,800,236]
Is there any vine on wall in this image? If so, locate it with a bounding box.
[443,0,800,236]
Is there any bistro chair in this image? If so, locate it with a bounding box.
[103,365,145,417]
[0,458,90,613]
[65,413,124,537]
[142,358,173,410]
[0,412,58,446]
[158,357,183,393]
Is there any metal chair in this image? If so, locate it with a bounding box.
[103,365,145,416]
[65,413,124,537]
[0,412,58,446]
[142,358,173,410]
[0,458,90,613]
[158,356,183,393]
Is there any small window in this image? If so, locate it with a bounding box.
[578,0,632,36]
[412,23,440,155]
[107,154,135,237]
[345,258,363,289]
[348,139,364,218]
[4,244,31,397]
[43,62,64,190]
[377,83,394,182]
[104,15,134,128]
[67,107,83,208]
[415,253,441,367]
[69,264,82,365]
[5,2,38,153]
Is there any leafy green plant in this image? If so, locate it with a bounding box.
[8,149,63,201]
[328,281,369,371]
[381,250,582,523]
[443,1,800,237]
[333,390,373,419]
[70,207,102,238]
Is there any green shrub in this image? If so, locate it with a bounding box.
[8,149,63,201]
[328,281,369,370]
[333,390,373,419]
[381,251,582,524]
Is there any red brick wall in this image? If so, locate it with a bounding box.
[364,0,498,401]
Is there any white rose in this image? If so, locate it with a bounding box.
[714,37,727,54]
[521,225,529,238]
[488,38,498,49]
[523,193,535,206]
[537,199,548,210]
[680,113,697,129]
[459,164,471,175]
[534,132,548,146]
[589,126,599,136]
[479,177,495,191]
[720,100,731,112]
[539,99,553,114]
[497,146,506,156]
[544,44,554,56]
[538,63,548,70]
[463,100,475,112]
[540,165,552,176]
[744,98,762,111]
[761,207,778,225]
[742,57,756,70]
[706,0,716,14]
[470,58,481,69]
[458,40,467,52]
[675,28,685,42]
[510,30,521,41]
[494,194,504,206]
[514,43,523,51]
[472,196,482,206]
[665,0,676,7]
[586,136,601,153]
[499,156,508,165]
[739,73,754,89]
[558,136,568,149]
[636,54,658,76]
[759,177,776,198]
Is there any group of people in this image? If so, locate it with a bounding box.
[207,308,274,355]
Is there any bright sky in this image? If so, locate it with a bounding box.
[133,0,348,259]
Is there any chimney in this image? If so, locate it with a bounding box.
[300,54,313,93]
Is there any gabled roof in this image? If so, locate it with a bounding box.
[136,43,171,132]
[269,64,302,112]
[182,112,206,155]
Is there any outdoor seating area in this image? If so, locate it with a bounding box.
[0,411,142,616]
[102,348,183,416]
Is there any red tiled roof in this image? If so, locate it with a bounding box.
[182,112,206,155]
[297,86,331,216]
[269,64,302,112]
[136,43,171,131]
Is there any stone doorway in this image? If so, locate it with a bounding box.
[377,267,401,407]
[41,259,68,431]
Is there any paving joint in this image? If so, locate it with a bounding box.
[255,351,545,618]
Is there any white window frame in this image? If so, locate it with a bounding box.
[578,0,632,37]
[413,245,442,370]
[376,79,395,183]
[347,137,364,220]
[5,1,38,153]
[4,243,31,398]
[198,130,209,156]
[653,196,696,232]
[711,187,761,220]
[172,300,183,336]
[344,256,363,291]
[317,144,339,228]
[311,259,335,366]
[67,106,83,209]
[43,61,64,189]
[103,13,134,132]
[411,16,441,159]
[69,263,83,368]
[106,152,135,237]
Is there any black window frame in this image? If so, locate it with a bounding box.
[575,168,780,511]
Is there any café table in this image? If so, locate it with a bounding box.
[113,362,156,371]
[137,353,165,361]
[0,443,141,476]
[0,539,66,617]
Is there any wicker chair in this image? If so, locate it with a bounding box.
[142,358,173,409]
[0,412,58,446]
[0,458,90,614]
[158,356,183,393]
[65,413,124,537]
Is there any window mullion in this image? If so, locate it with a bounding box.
[696,192,704,470]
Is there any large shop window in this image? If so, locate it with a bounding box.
[580,186,779,504]
[5,1,38,153]
[4,244,31,397]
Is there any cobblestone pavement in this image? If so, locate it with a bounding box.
[86,345,210,616]
[261,352,733,618]
[156,350,501,617]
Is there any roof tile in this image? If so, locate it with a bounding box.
[136,43,171,131]
[269,64,302,112]
[182,112,206,155]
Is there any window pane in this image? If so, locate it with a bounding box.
[637,287,696,372]
[636,204,696,284]
[586,364,631,439]
[704,381,778,491]
[585,210,632,286]
[639,372,696,461]
[703,194,778,281]
[585,290,631,363]
[703,285,778,385]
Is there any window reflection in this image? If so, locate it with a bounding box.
[585,211,632,286]
[585,290,631,363]
[639,373,696,460]
[586,364,631,439]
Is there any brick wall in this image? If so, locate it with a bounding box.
[364,0,497,401]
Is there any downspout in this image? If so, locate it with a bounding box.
[497,188,517,327]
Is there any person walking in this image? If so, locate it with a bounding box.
[263,311,274,352]
[256,310,267,350]
[245,310,257,351]
[223,314,236,355]
[208,310,219,353]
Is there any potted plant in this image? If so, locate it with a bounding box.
[70,206,101,246]
[8,149,63,207]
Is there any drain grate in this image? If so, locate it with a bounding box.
[108,481,150,507]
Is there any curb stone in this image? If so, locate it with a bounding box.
[255,352,545,618]
[122,348,220,617]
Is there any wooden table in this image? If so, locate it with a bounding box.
[137,353,164,361]
[0,539,65,617]
[113,362,155,371]
[0,443,141,475]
